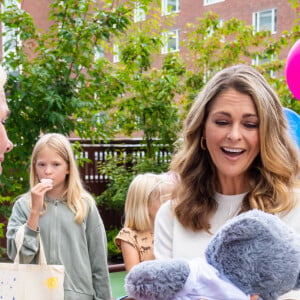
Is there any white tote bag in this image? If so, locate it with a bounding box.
[0,225,65,300]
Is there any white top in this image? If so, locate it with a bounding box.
[154,188,300,300]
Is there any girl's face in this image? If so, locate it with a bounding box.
[35,146,69,190]
[204,88,260,185]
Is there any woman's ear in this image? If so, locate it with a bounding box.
[250,295,259,300]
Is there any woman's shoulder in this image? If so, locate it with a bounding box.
[294,187,300,198]
[157,200,174,216]
[290,187,300,210]
[279,188,300,234]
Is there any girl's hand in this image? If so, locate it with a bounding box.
[30,179,53,212]
[27,179,53,230]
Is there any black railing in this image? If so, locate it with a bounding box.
[70,138,172,196]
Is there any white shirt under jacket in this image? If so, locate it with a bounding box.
[154,188,300,300]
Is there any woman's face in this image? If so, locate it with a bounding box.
[203,88,260,183]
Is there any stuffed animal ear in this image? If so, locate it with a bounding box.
[205,209,300,300]
[125,259,190,300]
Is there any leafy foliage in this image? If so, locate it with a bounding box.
[0,0,299,224]
[96,152,170,211]
[183,10,300,114]
[0,0,132,197]
[106,227,122,263]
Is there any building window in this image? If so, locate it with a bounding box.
[253,9,277,34]
[134,1,146,23]
[1,0,21,60]
[207,19,224,37]
[204,0,224,5]
[161,30,179,54]
[94,46,104,61]
[162,0,180,16]
[113,44,120,63]
[253,55,276,78]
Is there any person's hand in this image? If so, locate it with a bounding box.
[30,179,53,212]
[27,179,53,230]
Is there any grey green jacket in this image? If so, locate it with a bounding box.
[6,196,112,300]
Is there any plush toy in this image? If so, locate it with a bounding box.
[125,209,300,300]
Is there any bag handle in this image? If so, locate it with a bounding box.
[14,224,48,266]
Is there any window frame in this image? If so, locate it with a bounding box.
[162,0,180,16]
[203,0,225,6]
[161,29,180,54]
[1,0,21,60]
[133,1,146,23]
[113,44,120,63]
[253,8,277,34]
[252,55,276,78]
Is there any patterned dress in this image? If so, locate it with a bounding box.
[115,227,154,262]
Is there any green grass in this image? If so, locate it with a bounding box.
[110,271,127,299]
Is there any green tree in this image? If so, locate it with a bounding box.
[0,0,133,196]
[112,5,185,156]
[97,8,186,210]
[183,9,300,114]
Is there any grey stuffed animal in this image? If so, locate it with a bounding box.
[125,209,300,300]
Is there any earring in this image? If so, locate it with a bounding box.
[200,136,206,150]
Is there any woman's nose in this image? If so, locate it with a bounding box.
[6,139,13,153]
[227,124,242,141]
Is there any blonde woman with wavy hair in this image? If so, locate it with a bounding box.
[115,172,174,271]
[7,133,112,299]
[154,64,300,300]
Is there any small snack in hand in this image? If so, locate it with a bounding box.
[40,178,53,185]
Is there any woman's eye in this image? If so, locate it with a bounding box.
[215,120,229,126]
[244,123,258,128]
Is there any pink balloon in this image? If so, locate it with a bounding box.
[285,39,300,101]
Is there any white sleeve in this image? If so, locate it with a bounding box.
[279,290,300,300]
[154,200,174,259]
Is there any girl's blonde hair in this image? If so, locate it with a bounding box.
[29,133,94,224]
[124,173,169,231]
[171,64,300,232]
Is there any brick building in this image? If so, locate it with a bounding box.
[1,0,298,66]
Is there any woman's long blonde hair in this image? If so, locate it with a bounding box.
[171,64,300,232]
[29,133,94,224]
